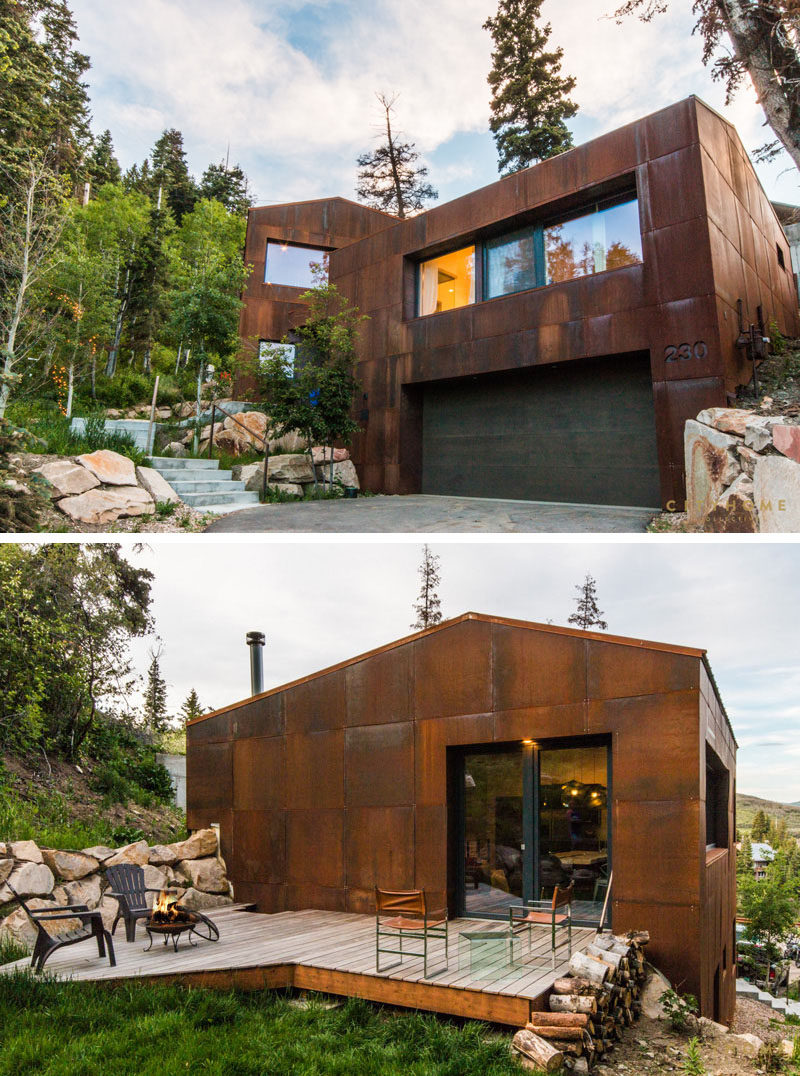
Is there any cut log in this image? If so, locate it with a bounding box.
[627,930,650,946]
[568,951,610,984]
[511,1030,564,1072]
[549,994,597,1014]
[528,1012,589,1028]
[552,976,602,996]
[527,1025,584,1042]
[587,944,624,969]
[548,1040,584,1057]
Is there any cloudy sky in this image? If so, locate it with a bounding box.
[119,538,800,805]
[70,0,800,208]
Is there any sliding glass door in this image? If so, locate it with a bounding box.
[459,740,610,925]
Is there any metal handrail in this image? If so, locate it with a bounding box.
[208,403,271,500]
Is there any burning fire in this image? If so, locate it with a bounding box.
[150,890,193,925]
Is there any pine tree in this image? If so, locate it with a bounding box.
[775,817,789,849]
[151,129,197,223]
[199,160,252,215]
[143,643,170,732]
[411,545,443,631]
[737,831,753,879]
[483,0,578,175]
[567,573,608,631]
[356,94,437,219]
[86,129,121,190]
[751,809,769,843]
[180,688,204,724]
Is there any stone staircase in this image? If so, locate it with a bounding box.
[736,977,800,1016]
[146,457,260,515]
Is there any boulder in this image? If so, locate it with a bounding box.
[136,466,180,505]
[214,428,251,456]
[155,407,173,421]
[267,453,315,483]
[96,894,120,933]
[169,829,218,861]
[311,446,350,465]
[142,864,171,895]
[177,402,196,419]
[178,888,233,912]
[0,897,63,946]
[0,884,12,904]
[754,455,800,533]
[8,862,54,898]
[684,420,741,526]
[640,965,672,1020]
[773,423,800,464]
[232,462,264,490]
[33,459,100,499]
[149,844,180,867]
[9,840,43,863]
[225,411,268,449]
[106,409,122,420]
[270,482,303,497]
[698,1016,728,1037]
[81,845,116,863]
[61,874,103,909]
[695,407,754,437]
[41,849,99,881]
[0,859,13,885]
[58,486,155,525]
[702,474,758,533]
[175,857,228,894]
[744,416,785,452]
[104,840,150,868]
[729,1033,763,1057]
[165,442,187,458]
[76,449,137,486]
[321,459,359,489]
[736,444,760,479]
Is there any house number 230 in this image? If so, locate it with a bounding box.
[664,341,708,363]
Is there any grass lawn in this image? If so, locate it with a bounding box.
[0,973,529,1076]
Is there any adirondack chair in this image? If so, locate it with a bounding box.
[105,863,166,943]
[7,884,116,973]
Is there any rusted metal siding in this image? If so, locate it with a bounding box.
[186,613,736,1020]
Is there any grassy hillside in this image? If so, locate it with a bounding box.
[736,792,800,839]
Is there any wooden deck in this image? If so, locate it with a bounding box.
[2,907,595,1026]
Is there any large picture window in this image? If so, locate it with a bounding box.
[265,241,327,288]
[545,199,642,285]
[485,227,539,300]
[418,246,475,316]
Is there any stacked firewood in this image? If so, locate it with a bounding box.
[512,931,650,1073]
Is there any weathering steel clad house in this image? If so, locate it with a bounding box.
[237,96,799,511]
[186,612,737,1023]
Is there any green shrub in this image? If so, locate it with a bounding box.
[683,1037,706,1076]
[9,406,147,465]
[660,988,699,1032]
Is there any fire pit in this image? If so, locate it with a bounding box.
[145,890,220,953]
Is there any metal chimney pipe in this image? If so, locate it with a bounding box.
[246,631,265,695]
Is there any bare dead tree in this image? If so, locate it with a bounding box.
[356,93,438,219]
[613,1,800,170]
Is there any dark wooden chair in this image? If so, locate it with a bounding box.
[375,888,448,979]
[8,884,116,973]
[105,863,166,942]
[509,882,573,968]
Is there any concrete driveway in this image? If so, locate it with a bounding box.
[204,494,656,533]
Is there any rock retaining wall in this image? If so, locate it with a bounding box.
[684,406,800,532]
[0,830,232,948]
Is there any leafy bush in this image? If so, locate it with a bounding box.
[8,404,147,465]
[682,1037,706,1076]
[660,988,699,1032]
[85,718,174,806]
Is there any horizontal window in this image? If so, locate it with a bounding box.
[265,241,326,288]
[485,227,539,300]
[418,246,475,316]
[545,199,642,285]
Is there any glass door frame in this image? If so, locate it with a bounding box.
[453,735,612,927]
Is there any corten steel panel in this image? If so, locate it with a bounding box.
[415,713,495,806]
[345,806,415,890]
[186,742,232,814]
[613,799,702,905]
[230,692,284,741]
[345,723,414,807]
[415,805,448,893]
[285,730,344,810]
[492,626,586,713]
[233,881,287,914]
[702,850,736,1023]
[284,668,347,734]
[493,702,586,743]
[186,712,231,744]
[285,884,347,912]
[589,692,701,802]
[227,809,285,884]
[233,737,285,811]
[645,146,707,232]
[286,809,344,887]
[421,354,661,507]
[587,638,700,700]
[345,646,413,727]
[413,618,493,721]
[651,376,728,507]
[614,899,702,1000]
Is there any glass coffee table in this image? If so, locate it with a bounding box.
[459,923,517,978]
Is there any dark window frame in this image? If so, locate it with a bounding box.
[705,744,730,851]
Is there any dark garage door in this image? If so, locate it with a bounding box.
[421,353,660,507]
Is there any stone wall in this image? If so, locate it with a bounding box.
[0,829,232,948]
[684,407,800,532]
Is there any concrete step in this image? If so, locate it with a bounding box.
[735,981,760,998]
[146,456,220,471]
[180,490,260,508]
[164,476,239,493]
